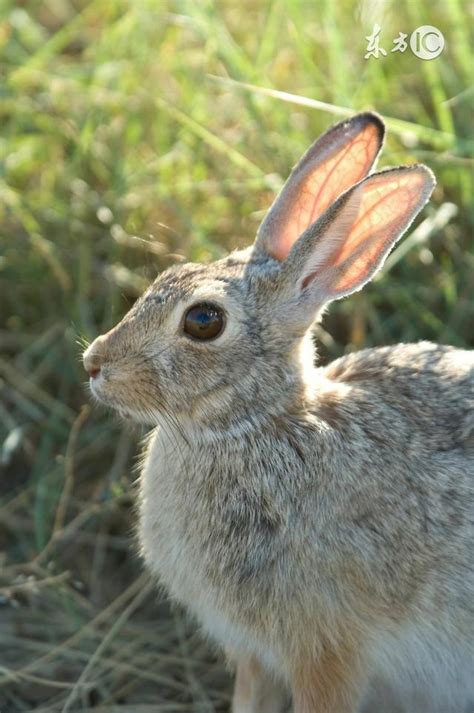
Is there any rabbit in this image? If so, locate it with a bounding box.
[83,112,474,713]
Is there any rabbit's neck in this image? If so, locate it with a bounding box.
[176,373,315,440]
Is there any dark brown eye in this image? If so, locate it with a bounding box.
[183,303,225,341]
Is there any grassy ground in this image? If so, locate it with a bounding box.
[0,0,473,711]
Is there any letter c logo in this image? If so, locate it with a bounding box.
[410,26,445,60]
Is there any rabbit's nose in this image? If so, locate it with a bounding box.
[83,336,107,378]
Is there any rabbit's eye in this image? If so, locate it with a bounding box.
[183,303,225,341]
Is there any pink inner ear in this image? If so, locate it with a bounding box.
[271,122,383,262]
[329,170,431,295]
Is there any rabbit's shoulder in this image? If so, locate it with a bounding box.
[318,341,473,451]
[323,341,473,387]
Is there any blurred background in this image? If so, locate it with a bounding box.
[0,0,472,711]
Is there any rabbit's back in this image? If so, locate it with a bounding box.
[322,341,474,453]
[316,340,474,593]
[317,341,474,709]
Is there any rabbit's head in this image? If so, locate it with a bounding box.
[83,113,435,428]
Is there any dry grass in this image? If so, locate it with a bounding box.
[0,422,231,711]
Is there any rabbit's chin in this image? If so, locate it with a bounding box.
[88,376,160,425]
[108,399,163,426]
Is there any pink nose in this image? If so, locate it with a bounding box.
[83,336,107,378]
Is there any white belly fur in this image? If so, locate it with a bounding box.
[138,426,284,673]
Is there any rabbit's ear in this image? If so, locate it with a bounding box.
[255,112,385,262]
[283,165,435,309]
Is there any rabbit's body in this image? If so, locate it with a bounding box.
[84,114,474,712]
[139,338,474,710]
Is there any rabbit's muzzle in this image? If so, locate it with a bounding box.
[82,322,162,421]
[83,320,136,378]
[83,334,109,379]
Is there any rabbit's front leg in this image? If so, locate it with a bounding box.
[232,655,290,713]
[291,644,366,713]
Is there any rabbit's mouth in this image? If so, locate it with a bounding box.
[87,364,166,425]
[87,366,128,406]
[88,368,111,403]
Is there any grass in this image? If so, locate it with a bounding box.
[0,0,473,710]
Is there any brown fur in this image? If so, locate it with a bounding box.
[232,655,289,713]
[292,642,364,713]
[83,113,474,713]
